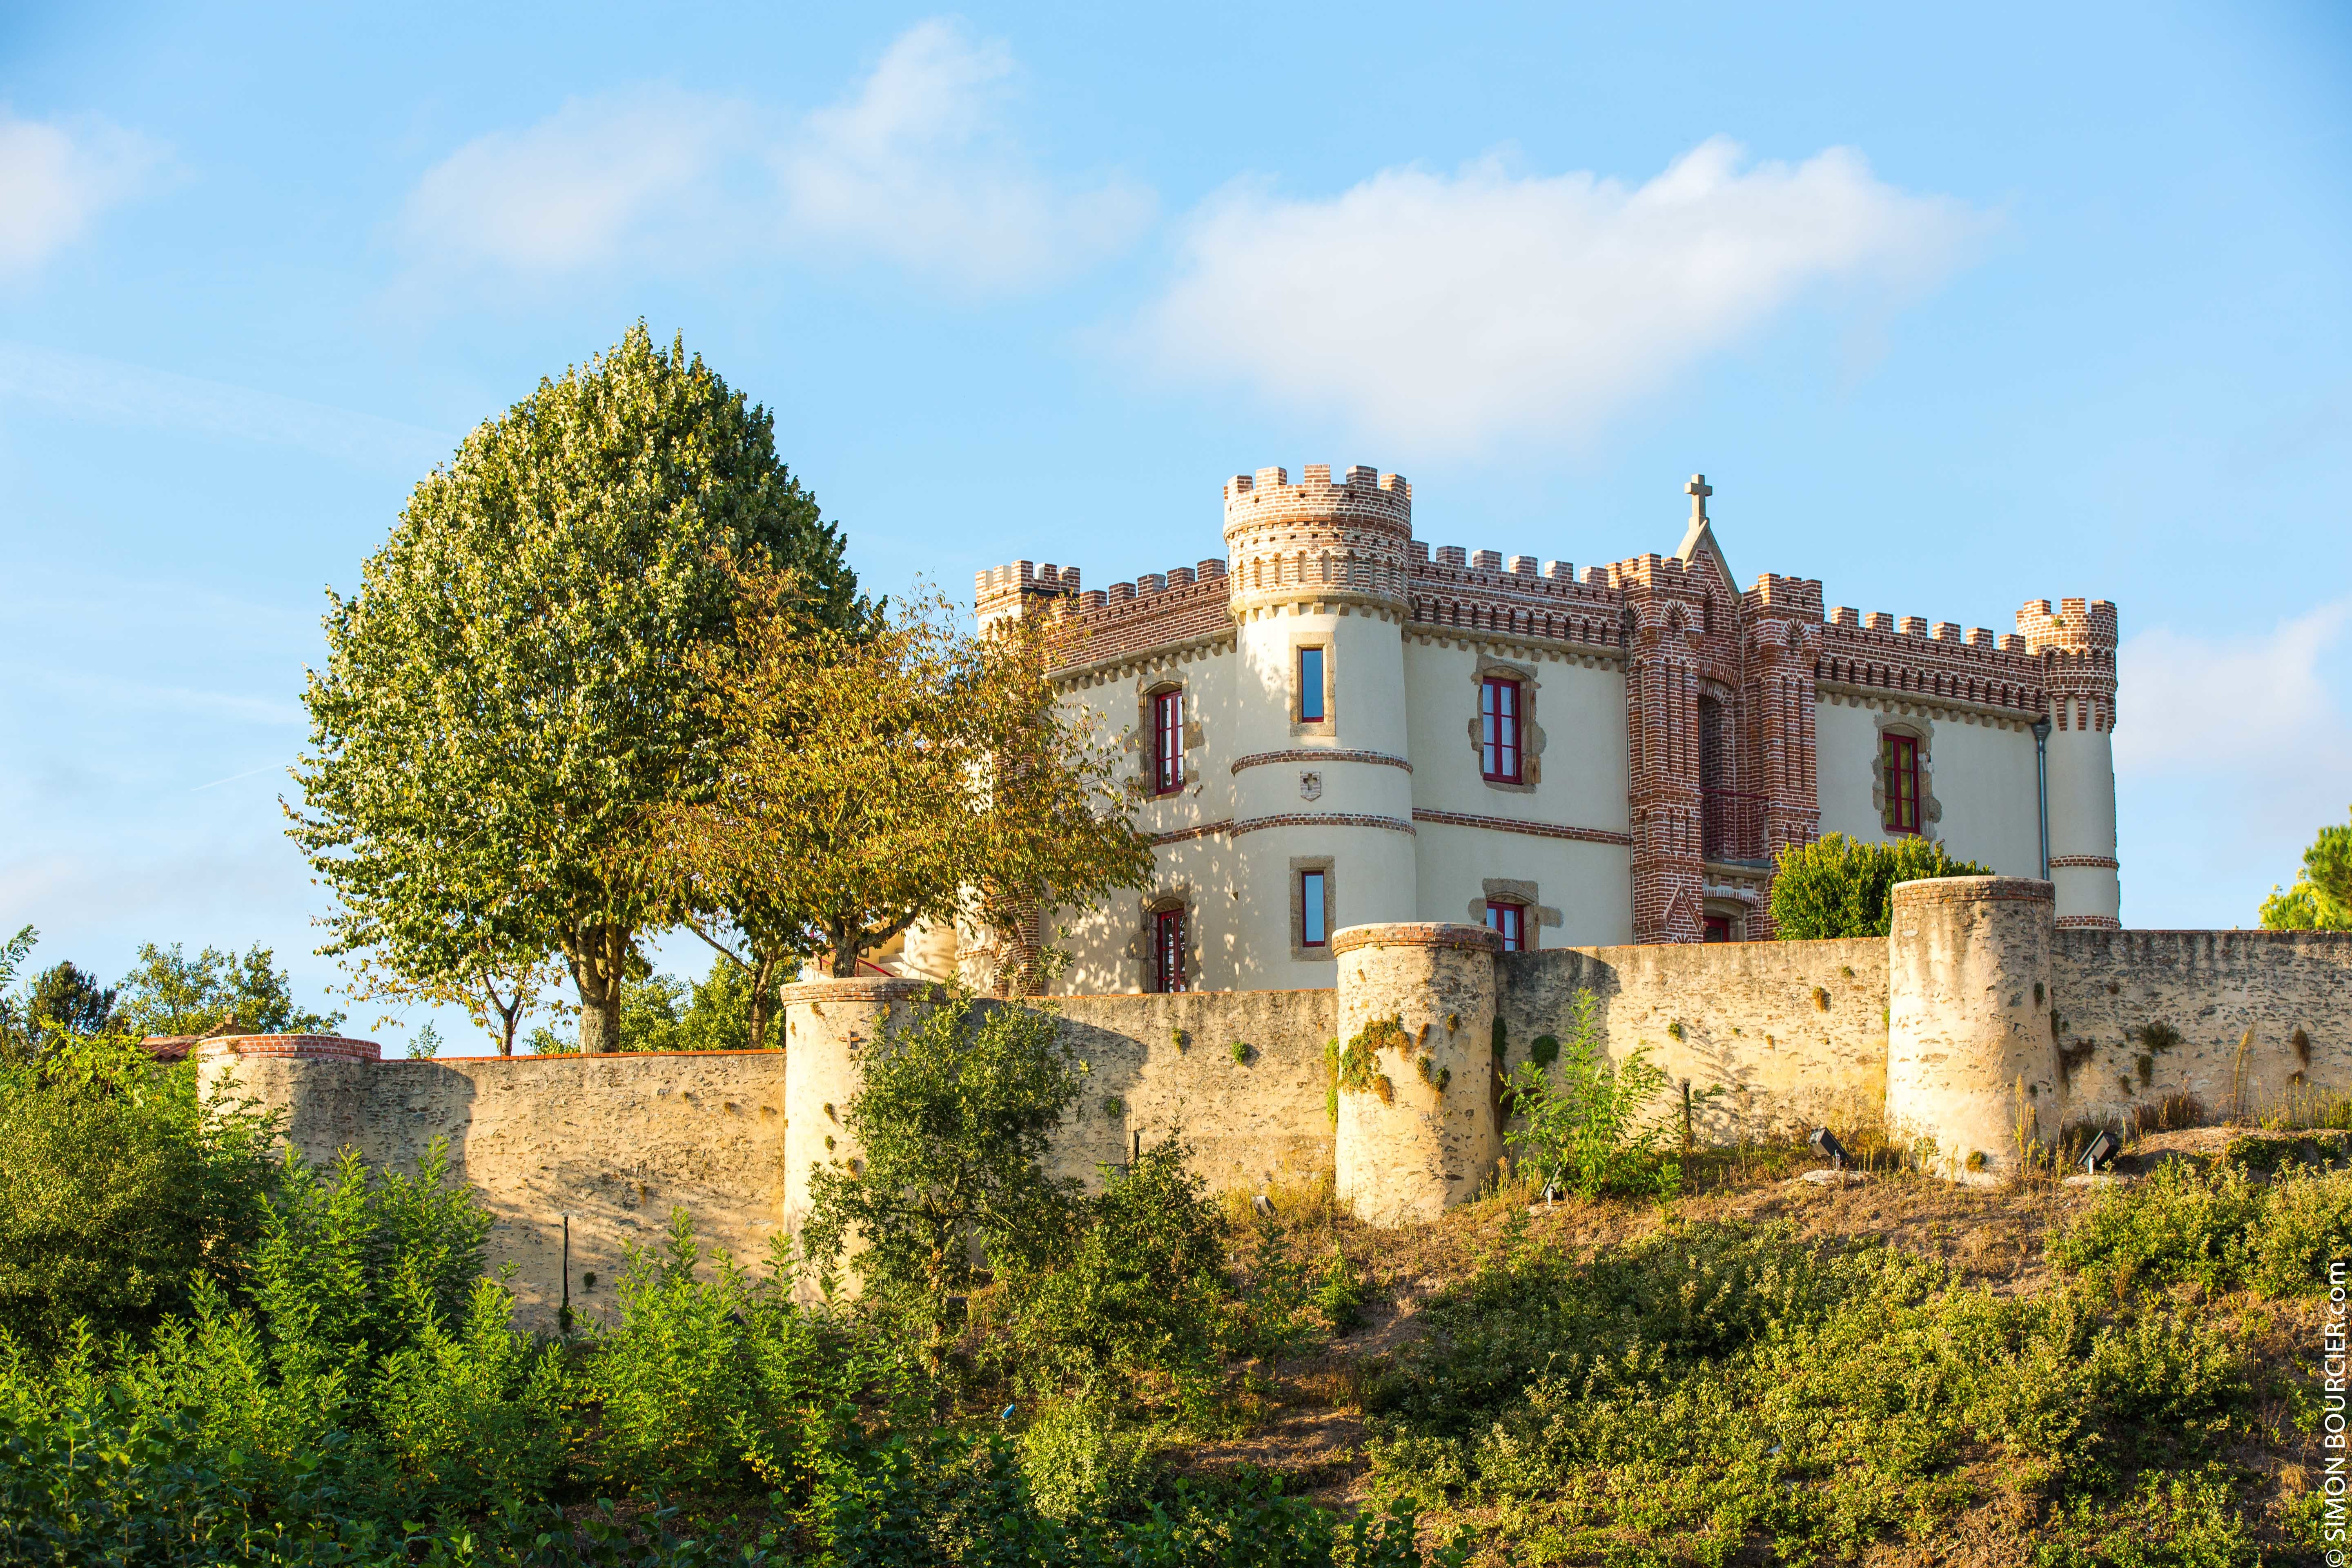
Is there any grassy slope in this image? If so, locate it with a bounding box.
[1173,1135,2328,1567]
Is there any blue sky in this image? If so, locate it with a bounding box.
[3,1,2347,1050]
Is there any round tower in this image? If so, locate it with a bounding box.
[1885,876,2061,1183]
[1331,922,1501,1221]
[777,975,935,1298]
[2018,598,2121,929]
[192,1034,380,1168]
[1222,465,1419,974]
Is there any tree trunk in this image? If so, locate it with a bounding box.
[567,925,632,1054]
[746,953,780,1053]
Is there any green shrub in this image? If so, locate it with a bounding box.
[804,992,1082,1371]
[1016,1396,1158,1522]
[996,1134,1227,1400]
[2049,1157,2352,1298]
[1768,832,1994,940]
[0,1039,278,1354]
[1499,989,1678,1198]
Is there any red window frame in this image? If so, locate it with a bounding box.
[1484,900,1526,952]
[1298,646,1326,724]
[1152,906,1187,993]
[1151,689,1185,796]
[1703,914,1734,944]
[1882,733,1921,835]
[1480,677,1522,783]
[1299,869,1327,948]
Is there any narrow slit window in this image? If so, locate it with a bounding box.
[1152,907,1187,993]
[1152,690,1185,796]
[1882,733,1920,834]
[1481,677,1522,782]
[1300,870,1327,947]
[1298,646,1325,723]
[1484,900,1526,952]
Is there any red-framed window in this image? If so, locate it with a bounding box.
[1152,906,1187,993]
[1300,869,1327,948]
[1882,733,1921,834]
[1151,689,1185,796]
[1298,646,1326,723]
[1480,677,1522,782]
[1703,914,1735,943]
[1485,900,1526,952]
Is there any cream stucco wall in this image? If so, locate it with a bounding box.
[1816,695,2041,875]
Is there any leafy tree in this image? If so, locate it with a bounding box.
[290,324,863,1053]
[1767,833,1995,940]
[0,1038,279,1352]
[2261,806,2352,930]
[803,991,1083,1372]
[115,941,343,1037]
[25,962,122,1039]
[655,568,1152,983]
[0,925,35,1057]
[344,944,572,1058]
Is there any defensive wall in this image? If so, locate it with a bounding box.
[200,879,2351,1327]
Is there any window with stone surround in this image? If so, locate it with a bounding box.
[1882,732,1921,835]
[1300,869,1327,947]
[1298,646,1325,724]
[1151,688,1185,796]
[1480,676,1523,783]
[1485,899,1526,952]
[1151,905,1187,993]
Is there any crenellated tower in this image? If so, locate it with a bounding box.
[2018,597,2122,928]
[1221,465,1422,959]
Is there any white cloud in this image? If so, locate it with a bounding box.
[0,340,451,469]
[400,87,756,275]
[775,20,1152,291]
[398,20,1150,293]
[1133,137,1989,450]
[0,109,164,276]
[2115,601,2350,776]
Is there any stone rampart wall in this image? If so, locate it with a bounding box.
[205,906,2352,1329]
[1494,938,1891,1141]
[2051,929,2352,1129]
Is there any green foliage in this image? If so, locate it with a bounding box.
[290,323,862,1055]
[2049,1156,2352,1298]
[1500,989,1679,1198]
[1363,1216,2254,1560]
[116,940,343,1036]
[996,1134,1227,1400]
[0,1039,278,1352]
[1337,1016,1404,1105]
[583,1210,912,1495]
[804,992,1082,1367]
[2260,804,2352,929]
[1768,831,1996,940]
[1016,1396,1159,1523]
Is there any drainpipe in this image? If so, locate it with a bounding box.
[2031,716,2052,882]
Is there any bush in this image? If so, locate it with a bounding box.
[2050,1156,2352,1298]
[1016,1396,1159,1522]
[996,1134,1228,1401]
[805,991,1082,1371]
[1499,989,1678,1198]
[1769,832,1994,940]
[0,1038,278,1353]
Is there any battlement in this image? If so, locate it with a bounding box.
[2017,597,2120,654]
[1743,574,1825,617]
[1222,463,1412,515]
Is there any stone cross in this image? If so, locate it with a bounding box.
[1686,473,1713,526]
